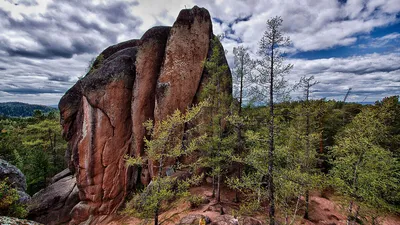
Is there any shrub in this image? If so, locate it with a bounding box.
[188,195,204,208]
[0,178,27,218]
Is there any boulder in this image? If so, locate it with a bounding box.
[0,216,43,225]
[240,217,263,225]
[177,214,207,225]
[0,159,30,204]
[211,215,263,225]
[211,215,237,225]
[50,168,71,184]
[57,5,232,224]
[27,175,79,225]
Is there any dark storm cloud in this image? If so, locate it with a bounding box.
[4,0,37,6]
[5,45,75,59]
[1,0,400,105]
[332,66,400,75]
[47,74,70,82]
[0,1,141,60]
[0,0,145,104]
[98,1,139,24]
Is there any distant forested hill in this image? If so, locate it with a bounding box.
[0,102,56,117]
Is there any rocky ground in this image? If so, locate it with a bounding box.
[0,216,43,225]
[109,184,400,225]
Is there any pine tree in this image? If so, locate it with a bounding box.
[295,76,320,219]
[254,16,293,225]
[231,46,254,202]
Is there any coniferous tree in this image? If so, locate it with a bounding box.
[125,102,207,225]
[199,36,233,203]
[295,76,319,219]
[231,46,254,202]
[254,16,293,225]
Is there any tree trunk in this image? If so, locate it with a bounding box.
[304,84,310,219]
[346,200,353,225]
[285,212,289,225]
[216,57,222,204]
[212,174,216,198]
[290,196,301,225]
[267,31,276,225]
[352,205,360,225]
[154,209,159,225]
[154,151,164,225]
[217,173,221,203]
[304,190,310,219]
[235,53,245,203]
[234,164,241,203]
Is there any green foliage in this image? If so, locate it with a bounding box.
[0,112,66,195]
[187,194,204,208]
[329,103,400,222]
[123,176,185,219]
[125,102,207,224]
[374,96,400,157]
[198,36,234,201]
[0,178,27,218]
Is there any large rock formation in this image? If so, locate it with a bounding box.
[55,6,231,225]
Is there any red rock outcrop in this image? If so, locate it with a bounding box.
[55,6,232,225]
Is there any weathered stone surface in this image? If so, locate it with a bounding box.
[211,215,237,225]
[177,214,206,225]
[69,49,137,225]
[27,175,78,225]
[131,26,170,185]
[240,217,263,225]
[210,215,263,225]
[56,5,231,225]
[0,216,43,225]
[154,6,212,121]
[0,159,30,204]
[150,6,213,177]
[50,168,71,184]
[0,159,26,192]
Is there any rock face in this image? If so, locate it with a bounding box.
[0,159,30,204]
[27,175,79,225]
[56,6,231,225]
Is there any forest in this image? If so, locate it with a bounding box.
[0,16,399,225]
[122,17,400,225]
[0,102,56,117]
[0,110,66,195]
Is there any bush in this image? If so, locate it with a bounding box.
[0,178,27,218]
[188,195,204,208]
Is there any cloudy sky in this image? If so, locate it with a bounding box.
[0,0,399,105]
